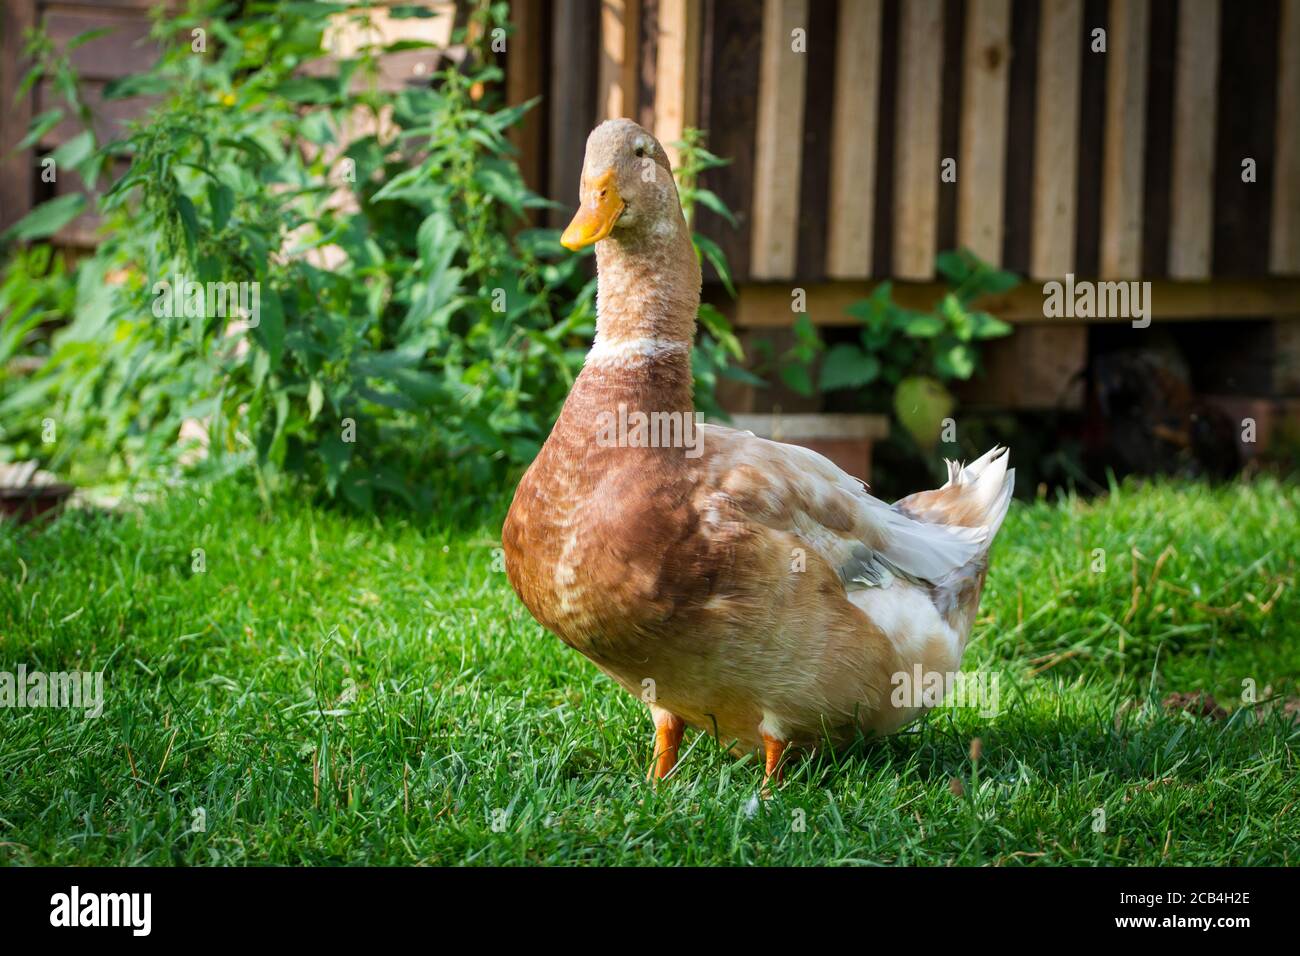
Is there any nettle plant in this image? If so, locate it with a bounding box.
[0,3,745,510]
[664,127,752,420]
[775,250,1017,447]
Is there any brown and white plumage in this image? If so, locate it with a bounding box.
[502,120,1014,781]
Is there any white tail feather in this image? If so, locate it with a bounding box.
[940,446,1015,536]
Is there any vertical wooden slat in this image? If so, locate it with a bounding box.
[958,0,1011,264]
[892,0,944,279]
[935,0,966,253]
[637,0,659,132]
[1073,0,1107,278]
[1272,0,1300,273]
[1100,0,1150,278]
[0,0,36,232]
[506,0,545,202]
[548,0,599,228]
[1140,0,1176,279]
[871,0,902,277]
[1001,0,1039,273]
[599,0,640,121]
[652,0,700,169]
[1030,0,1082,279]
[794,0,837,280]
[750,0,808,280]
[699,0,762,281]
[1167,0,1219,279]
[1213,0,1278,277]
[826,0,882,279]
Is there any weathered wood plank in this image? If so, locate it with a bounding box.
[794,0,836,280]
[1271,0,1300,273]
[1073,0,1107,278]
[599,0,639,121]
[958,0,1011,264]
[42,9,155,80]
[750,0,808,280]
[935,0,965,254]
[653,0,700,169]
[1166,0,1219,279]
[548,0,600,229]
[826,0,882,278]
[732,278,1300,327]
[0,0,36,233]
[1213,0,1279,276]
[1001,0,1039,273]
[1100,0,1150,278]
[506,0,545,200]
[1140,0,1175,279]
[637,0,658,131]
[956,325,1087,410]
[892,0,944,279]
[1030,0,1082,279]
[698,0,761,281]
[871,0,902,276]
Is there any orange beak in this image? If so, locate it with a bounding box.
[560,170,624,250]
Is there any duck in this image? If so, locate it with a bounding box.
[502,119,1015,785]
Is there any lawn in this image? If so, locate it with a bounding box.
[0,476,1296,866]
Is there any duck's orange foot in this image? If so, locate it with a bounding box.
[761,732,789,793]
[647,707,685,782]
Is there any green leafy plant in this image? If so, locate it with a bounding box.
[781,249,1018,446]
[0,246,76,461]
[1,5,750,507]
[670,128,751,420]
[1,3,594,509]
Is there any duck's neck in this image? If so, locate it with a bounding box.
[578,223,701,415]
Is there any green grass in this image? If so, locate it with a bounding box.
[1,476,1297,866]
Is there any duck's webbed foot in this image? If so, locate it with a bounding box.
[648,706,685,782]
[762,732,789,792]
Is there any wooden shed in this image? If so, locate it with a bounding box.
[507,0,1300,420]
[4,0,1299,454]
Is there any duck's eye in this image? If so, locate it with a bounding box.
[634,146,646,158]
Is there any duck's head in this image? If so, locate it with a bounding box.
[560,119,684,251]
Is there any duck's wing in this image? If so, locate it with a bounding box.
[699,424,987,588]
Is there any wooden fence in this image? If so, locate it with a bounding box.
[4,0,1299,413]
[513,0,1300,287]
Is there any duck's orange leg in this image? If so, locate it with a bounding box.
[648,707,685,781]
[762,733,788,789]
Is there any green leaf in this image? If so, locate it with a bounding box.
[935,249,974,285]
[275,78,334,104]
[16,109,64,151]
[174,193,200,258]
[934,341,977,380]
[697,303,744,359]
[970,311,1013,339]
[693,233,735,297]
[252,288,285,369]
[307,380,324,422]
[819,343,881,391]
[779,362,814,397]
[208,182,234,232]
[903,314,944,338]
[103,73,175,99]
[1,194,85,243]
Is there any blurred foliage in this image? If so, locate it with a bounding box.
[0,1,742,509]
